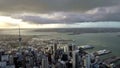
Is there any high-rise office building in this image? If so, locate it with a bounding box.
[41,56,49,68]
[72,50,80,68]
[84,54,91,68]
[68,44,77,57]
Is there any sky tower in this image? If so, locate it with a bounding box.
[18,25,22,50]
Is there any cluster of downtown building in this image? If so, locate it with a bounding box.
[0,37,119,68]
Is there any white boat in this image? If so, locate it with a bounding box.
[78,45,94,50]
[93,49,111,56]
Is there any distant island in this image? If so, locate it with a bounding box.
[0,28,120,35]
[27,28,120,35]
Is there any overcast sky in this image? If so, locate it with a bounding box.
[0,0,120,28]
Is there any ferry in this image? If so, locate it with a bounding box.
[93,49,111,56]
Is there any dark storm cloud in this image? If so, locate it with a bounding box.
[12,5,120,24]
[0,0,120,23]
[0,0,120,14]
